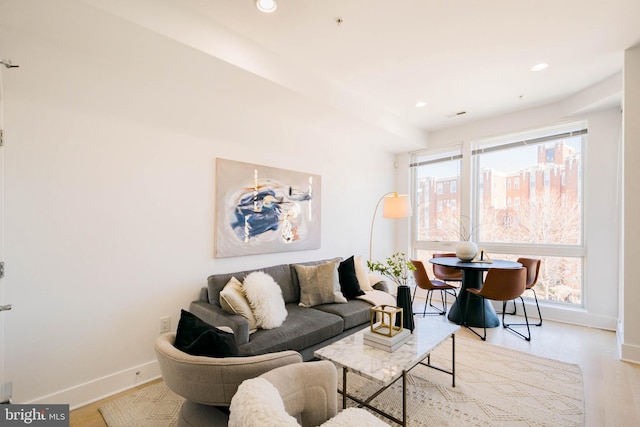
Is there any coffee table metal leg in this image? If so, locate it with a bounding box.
[452,333,456,387]
[419,332,456,387]
[343,367,347,409]
[402,370,407,427]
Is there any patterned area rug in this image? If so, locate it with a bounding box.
[99,336,584,426]
[99,382,182,427]
[342,336,584,426]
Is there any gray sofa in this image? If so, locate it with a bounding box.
[189,258,390,361]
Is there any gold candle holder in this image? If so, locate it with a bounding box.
[370,305,403,337]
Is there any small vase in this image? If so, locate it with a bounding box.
[456,241,478,262]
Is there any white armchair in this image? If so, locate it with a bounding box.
[229,360,389,427]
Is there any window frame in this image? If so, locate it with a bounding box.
[411,123,587,308]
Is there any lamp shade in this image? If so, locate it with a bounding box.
[382,194,412,219]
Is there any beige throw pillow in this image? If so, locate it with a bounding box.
[354,255,374,291]
[220,277,258,333]
[294,260,347,307]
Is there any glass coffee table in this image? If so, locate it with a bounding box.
[314,317,459,426]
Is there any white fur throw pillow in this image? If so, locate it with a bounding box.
[243,271,288,329]
[220,277,258,334]
[228,377,299,427]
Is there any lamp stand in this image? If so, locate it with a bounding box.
[369,191,396,261]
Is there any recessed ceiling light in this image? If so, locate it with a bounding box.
[415,101,427,108]
[531,62,549,72]
[255,0,277,13]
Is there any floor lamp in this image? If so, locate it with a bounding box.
[369,192,414,331]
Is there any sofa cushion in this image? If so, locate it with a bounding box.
[294,260,347,308]
[219,277,258,334]
[311,299,373,330]
[243,272,288,329]
[338,256,365,299]
[290,257,342,295]
[238,304,343,356]
[208,263,297,306]
[174,310,239,357]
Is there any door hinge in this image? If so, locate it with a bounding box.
[0,262,4,278]
[0,129,4,147]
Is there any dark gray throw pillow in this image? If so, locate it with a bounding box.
[339,256,365,299]
[174,309,239,357]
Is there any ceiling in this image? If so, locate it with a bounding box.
[85,0,639,147]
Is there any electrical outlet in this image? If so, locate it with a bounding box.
[160,316,171,333]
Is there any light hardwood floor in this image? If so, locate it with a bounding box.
[70,305,640,426]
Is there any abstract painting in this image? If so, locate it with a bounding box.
[215,158,321,258]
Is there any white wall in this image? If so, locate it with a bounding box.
[398,90,623,331]
[0,2,401,406]
[621,45,640,362]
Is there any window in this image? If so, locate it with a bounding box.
[412,124,586,306]
[410,146,462,242]
[546,148,555,162]
[473,125,585,304]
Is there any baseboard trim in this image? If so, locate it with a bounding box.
[619,341,640,364]
[26,360,161,410]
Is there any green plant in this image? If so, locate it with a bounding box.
[367,252,416,287]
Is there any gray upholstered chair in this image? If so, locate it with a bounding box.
[154,332,303,427]
[229,360,389,427]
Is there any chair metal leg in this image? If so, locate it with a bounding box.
[530,288,543,326]
[499,300,517,315]
[503,296,531,341]
[463,293,486,341]
[416,289,446,316]
[501,291,542,325]
[415,288,458,317]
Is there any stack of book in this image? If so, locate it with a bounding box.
[363,328,411,352]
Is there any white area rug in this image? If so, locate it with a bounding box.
[100,336,583,426]
[99,381,182,427]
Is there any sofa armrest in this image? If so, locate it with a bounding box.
[260,361,337,427]
[155,332,303,407]
[189,300,250,345]
[370,274,395,295]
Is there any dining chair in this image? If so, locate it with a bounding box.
[502,258,543,326]
[410,260,458,316]
[431,253,463,285]
[464,267,531,341]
